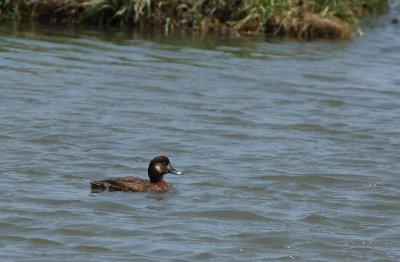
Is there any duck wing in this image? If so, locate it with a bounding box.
[89,176,151,192]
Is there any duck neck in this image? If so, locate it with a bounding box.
[149,175,164,184]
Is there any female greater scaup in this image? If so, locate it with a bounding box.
[87,156,182,192]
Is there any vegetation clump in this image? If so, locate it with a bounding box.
[0,0,389,39]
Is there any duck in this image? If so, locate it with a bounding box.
[86,156,183,192]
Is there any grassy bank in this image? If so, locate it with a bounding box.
[0,0,389,39]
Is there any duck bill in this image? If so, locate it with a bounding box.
[168,167,183,175]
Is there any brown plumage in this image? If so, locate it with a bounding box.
[87,156,183,193]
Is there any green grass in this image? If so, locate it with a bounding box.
[0,0,390,38]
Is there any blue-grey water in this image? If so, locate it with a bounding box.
[1,14,400,262]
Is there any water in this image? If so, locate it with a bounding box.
[1,15,400,261]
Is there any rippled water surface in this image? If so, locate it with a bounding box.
[1,15,400,261]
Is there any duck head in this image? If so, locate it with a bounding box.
[148,155,183,183]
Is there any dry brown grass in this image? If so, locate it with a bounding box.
[267,10,350,39]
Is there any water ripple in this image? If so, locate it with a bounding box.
[1,21,399,261]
